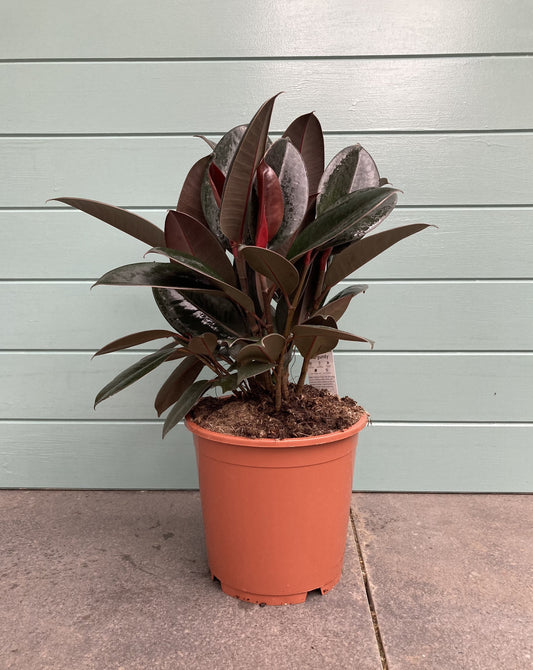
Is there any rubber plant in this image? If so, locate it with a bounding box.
[52,94,430,436]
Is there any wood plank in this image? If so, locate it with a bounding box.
[3,58,532,133]
[340,354,530,421]
[352,210,533,280]
[0,422,199,489]
[340,281,533,351]
[1,422,531,492]
[0,352,530,421]
[354,424,533,492]
[2,208,531,280]
[2,281,532,351]
[2,0,531,58]
[2,134,532,208]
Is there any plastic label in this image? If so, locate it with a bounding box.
[307,351,338,396]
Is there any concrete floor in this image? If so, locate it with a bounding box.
[1,491,532,670]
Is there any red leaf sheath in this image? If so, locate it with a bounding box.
[208,162,225,208]
[256,160,284,246]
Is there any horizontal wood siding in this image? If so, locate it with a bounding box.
[3,135,533,207]
[2,0,531,58]
[3,58,532,133]
[1,352,530,422]
[1,0,531,490]
[1,423,532,492]
[2,282,532,351]
[2,209,532,279]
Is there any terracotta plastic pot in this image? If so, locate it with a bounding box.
[185,412,367,605]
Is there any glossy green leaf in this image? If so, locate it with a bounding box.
[239,245,299,296]
[265,138,309,256]
[287,187,400,261]
[182,290,248,336]
[334,189,399,247]
[314,285,368,321]
[236,333,286,365]
[94,262,216,291]
[293,323,374,353]
[92,329,180,358]
[227,337,256,357]
[162,378,213,438]
[164,210,236,285]
[144,247,228,282]
[283,112,324,197]
[155,356,204,416]
[236,360,275,384]
[50,197,165,248]
[152,288,248,339]
[292,317,339,358]
[219,94,280,243]
[201,125,248,246]
[177,155,211,227]
[324,223,432,290]
[146,248,254,312]
[274,296,289,335]
[187,333,218,356]
[316,144,380,216]
[94,343,176,408]
[213,373,239,394]
[303,315,337,328]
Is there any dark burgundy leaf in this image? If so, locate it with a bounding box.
[283,112,324,197]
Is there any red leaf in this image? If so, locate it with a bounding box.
[256,160,284,246]
[163,210,236,285]
[255,210,269,248]
[283,112,325,197]
[208,162,225,207]
[177,155,211,227]
[319,247,332,271]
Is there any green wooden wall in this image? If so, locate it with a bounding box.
[1,0,532,491]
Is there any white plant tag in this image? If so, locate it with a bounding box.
[307,351,338,396]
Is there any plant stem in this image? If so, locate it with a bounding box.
[274,369,283,411]
[249,311,269,330]
[282,252,313,339]
[232,243,248,293]
[312,247,332,311]
[233,243,261,335]
[296,352,312,394]
[259,370,274,394]
[282,367,289,399]
[259,275,274,333]
[274,252,314,411]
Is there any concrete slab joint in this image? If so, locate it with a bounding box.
[1,490,383,670]
[2,491,531,669]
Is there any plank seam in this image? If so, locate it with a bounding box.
[1,350,532,356]
[2,129,533,138]
[1,53,532,63]
[2,278,532,284]
[5,204,533,212]
[3,131,533,140]
[2,353,532,357]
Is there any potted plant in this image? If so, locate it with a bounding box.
[51,94,429,605]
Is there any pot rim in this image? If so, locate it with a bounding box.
[184,410,368,449]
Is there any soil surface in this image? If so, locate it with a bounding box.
[189,384,365,439]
